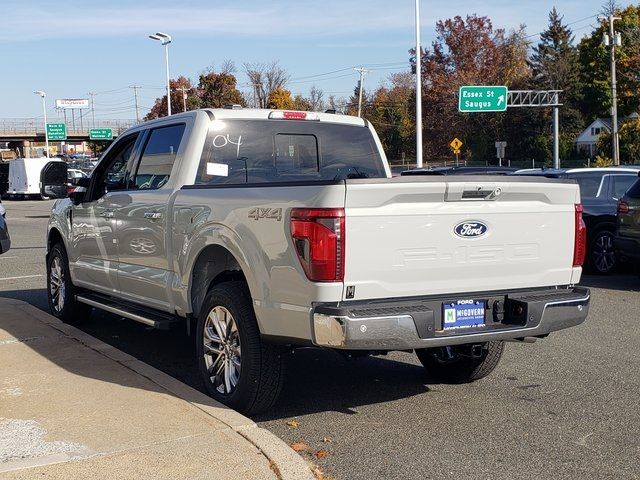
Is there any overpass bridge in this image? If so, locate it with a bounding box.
[0,118,136,155]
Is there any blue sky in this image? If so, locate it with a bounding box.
[0,0,633,121]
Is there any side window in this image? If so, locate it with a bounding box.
[92,133,139,199]
[611,175,637,199]
[133,124,185,190]
[570,172,604,199]
[626,178,640,198]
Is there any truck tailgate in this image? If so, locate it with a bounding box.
[343,177,580,301]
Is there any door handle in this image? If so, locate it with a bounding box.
[100,210,115,218]
[144,211,163,220]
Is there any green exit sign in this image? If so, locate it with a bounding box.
[46,123,67,140]
[89,128,113,140]
[458,86,508,112]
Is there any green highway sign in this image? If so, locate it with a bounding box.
[89,128,113,140]
[458,86,508,112]
[46,123,67,141]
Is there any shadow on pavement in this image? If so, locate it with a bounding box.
[579,273,640,292]
[255,348,431,421]
[0,289,433,421]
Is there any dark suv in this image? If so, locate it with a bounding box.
[614,173,640,274]
[514,166,640,274]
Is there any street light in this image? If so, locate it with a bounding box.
[414,0,423,168]
[33,90,49,157]
[149,32,172,116]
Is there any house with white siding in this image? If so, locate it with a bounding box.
[575,113,638,157]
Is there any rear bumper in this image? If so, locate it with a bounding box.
[312,286,590,350]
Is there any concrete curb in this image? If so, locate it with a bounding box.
[9,300,315,480]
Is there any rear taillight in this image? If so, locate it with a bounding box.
[573,204,587,267]
[290,208,345,282]
[617,199,630,214]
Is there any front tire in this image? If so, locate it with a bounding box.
[46,243,92,324]
[416,341,504,383]
[196,282,284,415]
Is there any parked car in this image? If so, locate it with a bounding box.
[614,172,640,275]
[0,213,10,254]
[514,166,640,274]
[46,108,589,415]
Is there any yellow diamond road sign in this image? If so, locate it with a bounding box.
[450,138,463,151]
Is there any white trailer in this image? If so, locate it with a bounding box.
[8,158,67,199]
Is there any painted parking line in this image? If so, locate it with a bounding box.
[0,256,19,260]
[0,274,44,281]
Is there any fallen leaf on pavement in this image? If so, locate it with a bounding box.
[290,442,311,452]
[322,437,332,443]
[314,450,329,459]
[286,420,300,428]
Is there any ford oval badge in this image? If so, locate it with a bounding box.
[454,221,488,238]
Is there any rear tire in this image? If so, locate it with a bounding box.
[196,281,284,415]
[46,242,92,324]
[416,341,504,383]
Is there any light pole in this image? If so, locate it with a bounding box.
[415,0,423,168]
[603,15,622,165]
[34,90,49,157]
[354,67,369,117]
[149,32,172,116]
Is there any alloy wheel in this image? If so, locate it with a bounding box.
[49,256,66,312]
[593,232,615,273]
[202,306,242,395]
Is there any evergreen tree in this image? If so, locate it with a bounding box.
[530,7,584,136]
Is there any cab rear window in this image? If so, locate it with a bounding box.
[194,119,385,185]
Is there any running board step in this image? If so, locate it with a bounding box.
[76,293,178,330]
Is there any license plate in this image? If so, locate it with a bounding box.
[442,299,486,330]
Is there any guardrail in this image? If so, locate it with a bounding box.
[0,119,137,136]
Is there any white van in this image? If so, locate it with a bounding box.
[8,158,67,199]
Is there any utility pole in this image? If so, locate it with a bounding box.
[604,14,622,165]
[129,85,141,123]
[177,87,188,112]
[354,67,368,117]
[415,0,423,168]
[88,92,96,128]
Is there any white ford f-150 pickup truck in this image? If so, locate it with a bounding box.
[46,108,589,414]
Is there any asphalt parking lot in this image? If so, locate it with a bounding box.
[1,198,639,480]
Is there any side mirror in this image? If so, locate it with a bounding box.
[40,161,69,199]
[68,178,90,204]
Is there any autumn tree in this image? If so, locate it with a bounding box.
[366,72,415,160]
[416,15,532,162]
[197,69,245,108]
[267,88,295,109]
[244,61,290,108]
[308,86,325,111]
[293,95,312,111]
[144,76,196,121]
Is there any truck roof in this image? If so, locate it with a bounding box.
[136,108,367,129]
[203,108,367,127]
